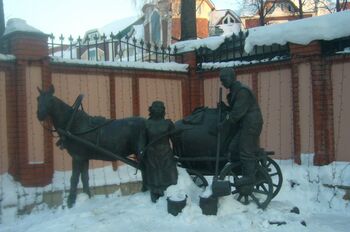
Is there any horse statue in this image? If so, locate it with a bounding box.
[37,85,146,208]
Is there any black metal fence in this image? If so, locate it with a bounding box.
[48,33,183,63]
[321,36,350,56]
[196,31,290,70]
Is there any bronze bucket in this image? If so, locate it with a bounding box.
[199,195,218,215]
[167,195,187,216]
[212,179,231,197]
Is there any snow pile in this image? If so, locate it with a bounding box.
[299,154,350,186]
[51,57,189,72]
[201,56,288,70]
[337,47,350,54]
[166,168,200,202]
[171,35,227,53]
[3,18,44,36]
[0,165,141,210]
[1,154,350,231]
[245,11,350,53]
[0,53,16,61]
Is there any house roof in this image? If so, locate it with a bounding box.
[203,0,215,10]
[210,9,241,26]
[241,0,299,17]
[83,16,143,41]
[100,16,143,38]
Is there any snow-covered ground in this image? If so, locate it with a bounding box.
[1,154,350,232]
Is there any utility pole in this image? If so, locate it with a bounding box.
[298,0,304,18]
[336,0,340,11]
[0,0,5,36]
[180,0,197,40]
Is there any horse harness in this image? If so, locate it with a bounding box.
[54,95,114,150]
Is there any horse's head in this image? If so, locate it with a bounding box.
[37,85,55,121]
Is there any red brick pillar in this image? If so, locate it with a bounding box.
[290,59,301,164]
[179,51,203,116]
[1,19,53,186]
[290,42,335,165]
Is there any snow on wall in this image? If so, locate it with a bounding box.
[171,35,227,53]
[0,53,16,61]
[245,11,350,53]
[201,56,287,70]
[172,11,350,55]
[51,57,189,72]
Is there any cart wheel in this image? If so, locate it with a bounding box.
[260,157,283,198]
[187,169,208,189]
[219,164,273,209]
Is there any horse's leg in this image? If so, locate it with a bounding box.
[80,159,91,198]
[67,158,81,208]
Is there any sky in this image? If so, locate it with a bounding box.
[3,0,239,40]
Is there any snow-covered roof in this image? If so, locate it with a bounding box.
[203,0,215,10]
[82,16,141,41]
[3,18,44,37]
[245,10,350,53]
[99,16,140,36]
[51,57,188,72]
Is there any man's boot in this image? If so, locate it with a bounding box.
[234,160,256,187]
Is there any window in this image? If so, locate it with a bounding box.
[281,3,285,11]
[88,49,96,61]
[87,48,105,61]
[150,10,161,44]
[223,15,236,24]
[288,4,294,12]
[88,32,99,42]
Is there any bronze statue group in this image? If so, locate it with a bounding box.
[142,67,263,203]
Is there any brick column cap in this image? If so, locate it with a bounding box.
[1,19,49,59]
[1,18,47,39]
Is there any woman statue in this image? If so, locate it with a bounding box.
[143,101,178,202]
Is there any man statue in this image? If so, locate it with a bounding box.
[219,67,263,186]
[143,101,178,202]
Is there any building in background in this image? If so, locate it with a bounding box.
[209,9,242,36]
[53,0,242,61]
[241,0,331,29]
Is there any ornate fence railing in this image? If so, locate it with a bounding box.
[321,36,350,56]
[196,31,290,70]
[48,33,183,63]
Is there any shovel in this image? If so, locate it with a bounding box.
[211,87,231,197]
